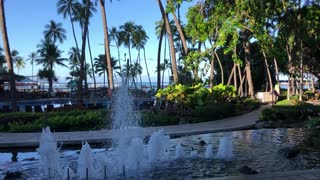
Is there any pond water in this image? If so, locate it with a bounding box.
[0,128,320,179]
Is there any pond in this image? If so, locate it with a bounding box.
[0,128,319,179]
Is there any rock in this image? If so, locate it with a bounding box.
[22,157,36,161]
[199,140,206,146]
[239,166,258,175]
[4,171,23,180]
[277,146,300,159]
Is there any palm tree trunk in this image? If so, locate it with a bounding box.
[237,64,243,96]
[171,9,188,56]
[0,0,16,111]
[274,58,279,84]
[87,30,96,90]
[214,51,224,84]
[78,0,90,104]
[209,51,215,88]
[69,10,81,62]
[157,22,165,90]
[227,64,235,86]
[143,48,152,90]
[262,50,273,93]
[157,0,178,83]
[99,0,114,91]
[243,30,255,98]
[117,46,121,72]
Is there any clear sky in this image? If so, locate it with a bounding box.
[1,0,195,83]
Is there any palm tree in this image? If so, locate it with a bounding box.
[15,57,25,75]
[95,54,119,88]
[157,0,178,83]
[43,20,67,44]
[36,38,67,93]
[94,54,107,88]
[57,0,80,59]
[98,0,114,91]
[27,52,38,81]
[0,0,16,111]
[119,21,136,66]
[132,25,153,89]
[68,47,80,71]
[109,26,122,72]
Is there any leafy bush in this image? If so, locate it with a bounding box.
[210,84,236,103]
[1,110,108,132]
[259,107,281,121]
[240,98,260,110]
[305,117,320,128]
[141,110,180,127]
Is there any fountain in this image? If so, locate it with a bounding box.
[35,82,236,179]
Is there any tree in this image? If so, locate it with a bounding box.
[98,0,114,91]
[43,20,67,44]
[132,25,152,89]
[109,26,122,73]
[15,57,25,75]
[0,0,16,111]
[157,0,178,83]
[36,38,67,93]
[57,0,80,59]
[27,52,38,80]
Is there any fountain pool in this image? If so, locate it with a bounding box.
[0,128,320,179]
[1,83,320,179]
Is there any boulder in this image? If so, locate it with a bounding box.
[239,166,258,175]
[277,146,300,159]
[199,140,206,146]
[4,171,23,180]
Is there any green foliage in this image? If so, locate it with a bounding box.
[259,104,320,123]
[259,107,281,122]
[0,110,108,132]
[305,117,320,128]
[210,84,236,103]
[140,110,180,127]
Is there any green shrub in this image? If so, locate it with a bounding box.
[210,84,236,103]
[194,103,237,120]
[241,98,260,110]
[141,110,180,127]
[1,109,108,132]
[259,107,281,121]
[305,117,320,128]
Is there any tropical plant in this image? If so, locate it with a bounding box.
[43,20,67,44]
[15,57,25,75]
[36,38,67,92]
[27,52,38,80]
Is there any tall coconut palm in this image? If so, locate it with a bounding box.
[119,21,136,66]
[98,0,114,91]
[57,0,80,57]
[157,0,178,83]
[109,26,122,72]
[0,0,16,111]
[73,0,97,96]
[27,52,38,81]
[68,47,80,71]
[132,25,152,89]
[36,38,67,93]
[15,57,25,75]
[43,20,67,44]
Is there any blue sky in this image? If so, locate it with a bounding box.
[1,0,195,83]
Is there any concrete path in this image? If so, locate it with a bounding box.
[210,169,320,180]
[0,105,267,148]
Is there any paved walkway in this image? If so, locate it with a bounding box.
[0,105,267,148]
[210,169,320,180]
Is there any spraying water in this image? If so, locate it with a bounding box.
[36,127,61,177]
[216,134,234,161]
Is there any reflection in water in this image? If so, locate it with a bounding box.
[0,128,319,179]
